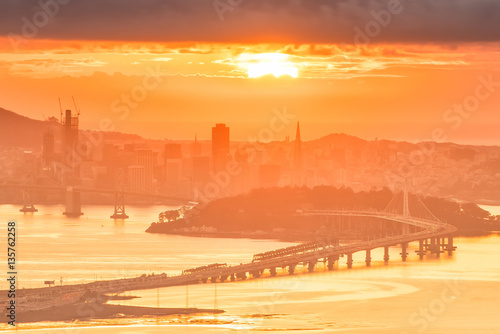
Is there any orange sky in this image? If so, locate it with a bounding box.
[0,39,499,144]
[1,0,500,145]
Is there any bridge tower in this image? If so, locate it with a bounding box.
[401,180,411,235]
[20,189,38,213]
[111,192,129,219]
[20,167,37,213]
[111,169,129,219]
[403,180,410,218]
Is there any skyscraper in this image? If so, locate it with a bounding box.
[136,149,154,192]
[293,122,303,185]
[212,123,230,172]
[164,143,183,191]
[42,130,55,165]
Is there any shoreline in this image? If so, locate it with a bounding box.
[10,301,223,324]
[146,228,499,241]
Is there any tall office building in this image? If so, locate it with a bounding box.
[62,108,80,185]
[212,123,230,172]
[42,130,55,165]
[191,134,202,156]
[136,149,154,192]
[164,143,183,191]
[293,122,303,185]
[128,165,146,192]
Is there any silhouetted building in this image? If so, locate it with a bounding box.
[62,108,80,186]
[42,130,55,165]
[293,122,303,185]
[212,123,230,172]
[191,134,202,156]
[136,149,154,192]
[128,165,146,192]
[164,143,183,191]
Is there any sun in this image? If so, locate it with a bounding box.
[238,53,299,78]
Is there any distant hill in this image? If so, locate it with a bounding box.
[0,107,50,149]
[311,133,368,147]
[0,107,143,150]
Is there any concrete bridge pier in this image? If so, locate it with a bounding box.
[308,260,317,273]
[416,240,425,260]
[383,246,390,264]
[430,237,436,255]
[288,264,297,275]
[202,278,208,283]
[327,256,336,271]
[20,188,38,213]
[269,267,277,277]
[252,271,262,278]
[347,254,353,269]
[365,250,371,267]
[210,277,217,283]
[401,243,408,262]
[437,238,442,258]
[63,188,83,217]
[445,236,456,256]
[230,274,235,282]
[237,272,247,280]
[220,275,228,282]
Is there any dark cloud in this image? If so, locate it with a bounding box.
[0,0,499,44]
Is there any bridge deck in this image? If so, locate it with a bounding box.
[10,211,457,307]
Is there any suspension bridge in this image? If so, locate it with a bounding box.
[12,187,457,309]
[0,180,191,218]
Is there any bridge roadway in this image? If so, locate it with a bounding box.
[0,182,191,202]
[14,211,457,305]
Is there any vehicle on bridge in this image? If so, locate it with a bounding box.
[252,238,337,262]
[182,263,227,275]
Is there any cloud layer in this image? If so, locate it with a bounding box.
[0,0,499,44]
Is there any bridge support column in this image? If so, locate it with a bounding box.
[220,275,228,282]
[230,274,235,282]
[252,271,261,278]
[347,254,353,269]
[430,238,436,255]
[270,267,277,277]
[401,243,408,262]
[236,272,247,280]
[437,238,442,258]
[111,192,129,219]
[416,240,425,260]
[384,246,390,264]
[288,264,296,275]
[63,188,83,217]
[445,236,456,256]
[20,189,38,213]
[202,278,208,283]
[365,250,371,267]
[327,257,335,271]
[308,261,316,273]
[210,277,217,283]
